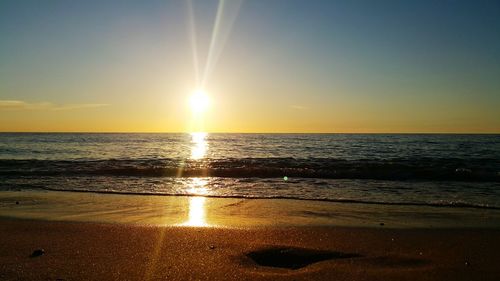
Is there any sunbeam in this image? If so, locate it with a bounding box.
[201,0,243,88]
[187,0,243,89]
[187,0,200,86]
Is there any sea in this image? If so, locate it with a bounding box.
[1,133,499,211]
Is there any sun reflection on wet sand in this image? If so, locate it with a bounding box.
[185,196,207,227]
[182,178,209,227]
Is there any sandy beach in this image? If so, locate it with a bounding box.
[1,190,500,280]
[0,219,499,280]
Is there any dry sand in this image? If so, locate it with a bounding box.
[1,219,499,280]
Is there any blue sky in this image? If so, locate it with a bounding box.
[1,0,499,132]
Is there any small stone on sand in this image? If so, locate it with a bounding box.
[30,249,45,258]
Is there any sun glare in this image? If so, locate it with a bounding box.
[190,132,207,159]
[189,89,210,114]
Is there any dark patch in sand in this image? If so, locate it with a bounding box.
[247,247,361,269]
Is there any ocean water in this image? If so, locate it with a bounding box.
[1,133,499,210]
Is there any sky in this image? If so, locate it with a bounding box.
[1,0,499,133]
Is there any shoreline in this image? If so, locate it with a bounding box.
[1,190,500,228]
[1,219,499,280]
[10,186,500,210]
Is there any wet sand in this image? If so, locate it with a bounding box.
[1,191,500,280]
[1,190,499,228]
[1,219,499,280]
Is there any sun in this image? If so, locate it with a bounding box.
[189,89,210,114]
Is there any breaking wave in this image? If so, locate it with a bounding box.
[1,157,498,181]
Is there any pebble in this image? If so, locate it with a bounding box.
[209,245,216,250]
[30,249,45,258]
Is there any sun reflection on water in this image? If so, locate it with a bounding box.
[179,134,210,226]
[190,132,207,160]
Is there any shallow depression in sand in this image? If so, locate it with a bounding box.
[246,247,361,269]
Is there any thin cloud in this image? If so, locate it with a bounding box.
[51,103,109,111]
[289,105,308,110]
[0,100,108,111]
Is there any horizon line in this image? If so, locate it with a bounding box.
[1,131,499,135]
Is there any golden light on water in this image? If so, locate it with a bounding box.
[181,134,209,226]
[190,132,207,159]
[181,114,210,227]
[187,177,209,194]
